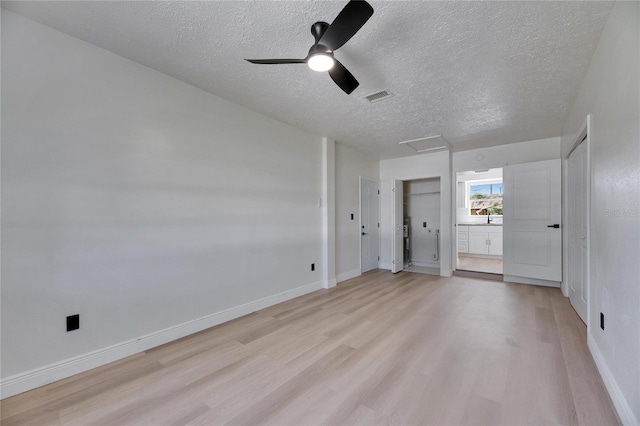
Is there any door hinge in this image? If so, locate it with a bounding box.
[378,190,380,195]
[378,256,380,261]
[378,223,380,228]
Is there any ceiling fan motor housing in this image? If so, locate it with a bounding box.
[311,21,330,43]
[307,43,333,59]
[308,22,334,64]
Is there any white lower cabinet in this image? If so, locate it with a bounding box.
[468,232,488,254]
[457,225,469,253]
[488,229,503,255]
[467,226,503,255]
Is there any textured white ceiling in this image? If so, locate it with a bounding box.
[2,1,613,159]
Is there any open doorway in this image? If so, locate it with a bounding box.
[402,178,441,276]
[455,169,503,275]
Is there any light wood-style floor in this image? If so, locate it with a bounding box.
[1,271,619,425]
[458,255,503,275]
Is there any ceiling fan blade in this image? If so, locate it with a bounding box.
[328,59,359,94]
[319,0,374,51]
[245,59,306,64]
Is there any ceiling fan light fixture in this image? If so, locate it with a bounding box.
[245,0,373,93]
[308,53,334,72]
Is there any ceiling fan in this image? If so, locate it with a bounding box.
[245,0,374,95]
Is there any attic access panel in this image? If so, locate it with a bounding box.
[399,135,450,153]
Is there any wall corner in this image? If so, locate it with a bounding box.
[322,138,336,288]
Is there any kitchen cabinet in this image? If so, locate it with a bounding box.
[488,228,503,255]
[467,225,502,255]
[457,225,468,253]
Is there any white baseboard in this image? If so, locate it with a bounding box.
[337,269,361,283]
[323,278,337,289]
[503,275,561,288]
[379,262,392,271]
[588,333,639,426]
[0,280,324,399]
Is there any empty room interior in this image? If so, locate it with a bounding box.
[1,1,639,425]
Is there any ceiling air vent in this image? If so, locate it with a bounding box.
[364,90,393,103]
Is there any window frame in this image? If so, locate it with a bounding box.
[466,178,503,217]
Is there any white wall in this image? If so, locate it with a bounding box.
[560,3,640,424]
[335,144,379,282]
[452,137,561,172]
[379,150,451,275]
[322,138,337,289]
[1,11,325,391]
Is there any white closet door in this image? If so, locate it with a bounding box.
[503,159,562,282]
[392,179,404,273]
[568,142,588,323]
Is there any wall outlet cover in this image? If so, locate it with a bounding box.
[67,314,80,332]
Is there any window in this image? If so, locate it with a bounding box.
[469,181,503,216]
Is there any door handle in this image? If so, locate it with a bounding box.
[362,232,368,235]
[547,224,560,228]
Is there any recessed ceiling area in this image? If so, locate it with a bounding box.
[1,1,614,159]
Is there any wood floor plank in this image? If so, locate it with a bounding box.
[550,290,621,425]
[1,270,620,425]
[224,344,356,425]
[195,356,296,424]
[57,340,252,424]
[0,352,152,419]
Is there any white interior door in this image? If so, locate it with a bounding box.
[567,141,588,323]
[503,159,562,282]
[361,178,380,273]
[392,179,404,273]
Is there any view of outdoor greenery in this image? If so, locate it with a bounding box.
[470,182,503,216]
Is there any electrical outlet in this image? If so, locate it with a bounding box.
[600,312,605,330]
[67,314,80,332]
[311,263,315,272]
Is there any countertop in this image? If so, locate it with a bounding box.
[458,223,503,226]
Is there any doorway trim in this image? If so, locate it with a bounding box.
[452,169,504,275]
[359,177,380,274]
[391,179,404,273]
[401,178,443,276]
[387,172,450,276]
[563,115,591,329]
